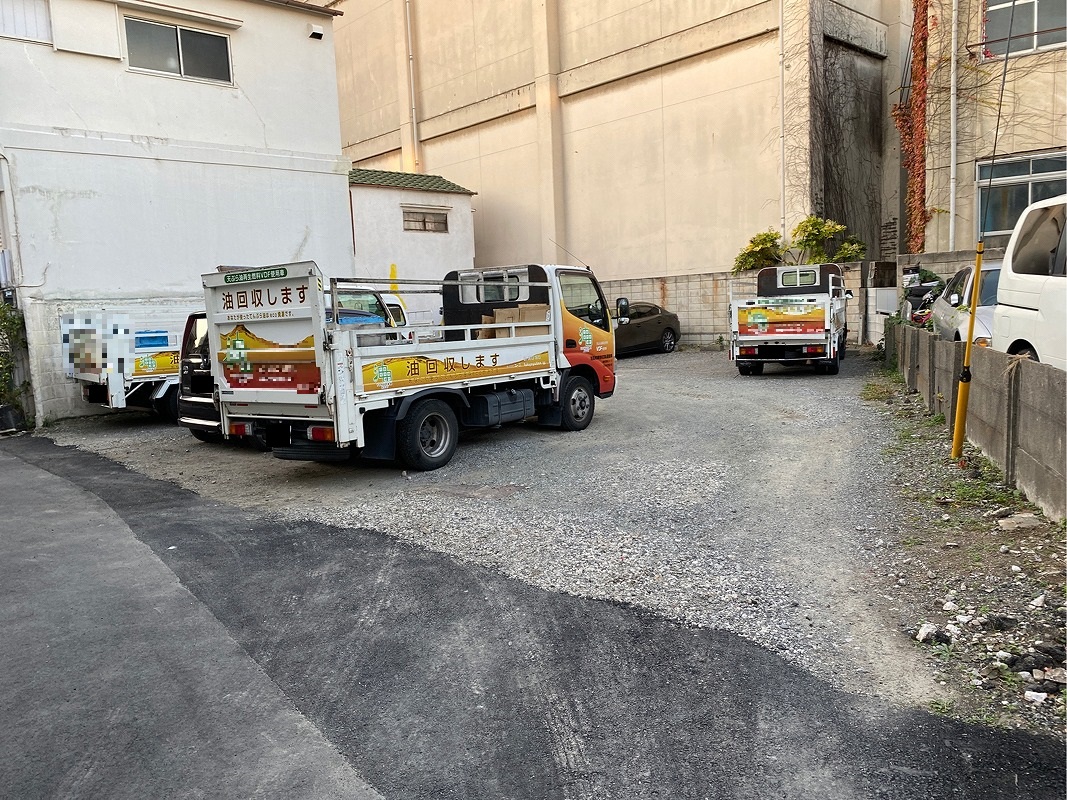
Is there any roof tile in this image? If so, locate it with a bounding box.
[348,168,475,195]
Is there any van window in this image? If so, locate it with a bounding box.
[780,269,817,287]
[1011,203,1066,276]
[457,270,529,303]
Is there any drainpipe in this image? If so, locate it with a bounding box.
[405,0,421,169]
[779,0,787,238]
[949,0,959,249]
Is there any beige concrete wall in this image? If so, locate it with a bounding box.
[336,0,898,286]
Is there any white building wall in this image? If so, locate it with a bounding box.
[0,0,354,424]
[350,184,475,324]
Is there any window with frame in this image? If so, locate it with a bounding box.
[1,0,51,42]
[976,152,1066,245]
[125,17,231,83]
[984,0,1066,56]
[403,210,448,233]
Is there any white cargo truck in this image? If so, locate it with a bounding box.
[729,264,852,375]
[200,261,623,469]
[61,305,199,419]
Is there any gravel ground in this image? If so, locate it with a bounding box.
[29,347,1065,738]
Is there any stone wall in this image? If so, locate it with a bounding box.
[887,323,1066,521]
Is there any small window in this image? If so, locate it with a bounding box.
[0,0,51,41]
[125,18,231,83]
[403,210,448,232]
[983,0,1065,56]
[780,269,817,287]
[977,151,1067,243]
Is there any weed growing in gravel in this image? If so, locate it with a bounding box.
[928,698,955,715]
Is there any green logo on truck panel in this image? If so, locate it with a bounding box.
[224,268,288,284]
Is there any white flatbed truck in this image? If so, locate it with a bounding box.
[729,264,852,375]
[200,261,623,469]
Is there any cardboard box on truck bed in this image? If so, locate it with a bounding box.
[517,304,550,336]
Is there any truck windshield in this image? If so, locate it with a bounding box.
[559,271,611,332]
[329,290,390,325]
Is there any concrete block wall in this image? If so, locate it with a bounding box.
[886,323,1066,521]
[601,262,865,349]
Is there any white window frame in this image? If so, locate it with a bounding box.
[975,151,1067,239]
[0,0,52,43]
[983,0,1066,58]
[124,16,232,84]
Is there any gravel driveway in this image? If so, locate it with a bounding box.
[39,348,941,706]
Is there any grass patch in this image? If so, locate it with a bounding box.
[928,698,955,715]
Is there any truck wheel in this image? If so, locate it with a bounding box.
[153,386,179,424]
[823,351,840,375]
[398,399,459,470]
[191,429,224,444]
[749,363,764,376]
[737,363,751,376]
[559,376,595,431]
[660,328,677,353]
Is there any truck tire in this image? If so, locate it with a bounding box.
[749,363,764,375]
[559,376,595,431]
[191,429,224,444]
[737,363,751,376]
[153,386,179,424]
[822,350,840,375]
[398,398,459,470]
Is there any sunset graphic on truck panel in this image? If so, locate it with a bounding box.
[217,325,321,394]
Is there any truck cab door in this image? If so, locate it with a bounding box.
[556,270,616,394]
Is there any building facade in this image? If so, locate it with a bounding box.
[349,168,476,325]
[920,0,1065,253]
[334,0,911,291]
[0,0,355,424]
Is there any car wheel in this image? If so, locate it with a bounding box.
[191,429,224,444]
[559,375,595,431]
[398,399,459,470]
[660,328,677,353]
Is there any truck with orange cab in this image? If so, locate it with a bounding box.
[199,261,623,469]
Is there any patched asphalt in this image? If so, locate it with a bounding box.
[2,435,1064,800]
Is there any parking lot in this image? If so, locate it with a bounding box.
[4,348,1065,799]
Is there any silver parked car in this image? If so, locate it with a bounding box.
[930,262,1001,346]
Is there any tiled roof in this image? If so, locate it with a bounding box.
[348,168,475,195]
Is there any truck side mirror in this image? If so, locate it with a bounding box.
[616,297,629,318]
[845,290,854,299]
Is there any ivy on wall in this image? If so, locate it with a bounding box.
[893,0,931,254]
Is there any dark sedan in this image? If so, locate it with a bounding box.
[615,302,681,355]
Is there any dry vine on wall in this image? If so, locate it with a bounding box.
[893,0,930,254]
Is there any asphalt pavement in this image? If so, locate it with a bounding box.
[1,434,1064,799]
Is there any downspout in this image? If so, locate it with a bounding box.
[405,0,421,169]
[779,0,787,238]
[949,0,959,249]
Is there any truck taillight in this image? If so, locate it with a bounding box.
[229,422,249,436]
[308,426,335,442]
[739,346,758,356]
[803,345,825,354]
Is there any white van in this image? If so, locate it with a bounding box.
[991,194,1066,370]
